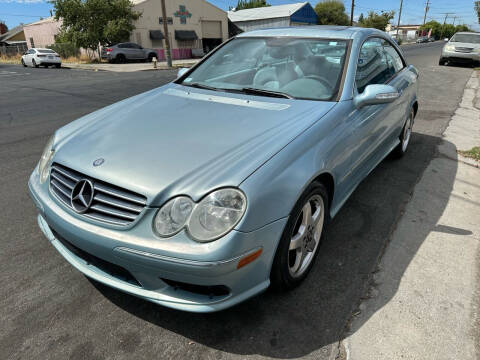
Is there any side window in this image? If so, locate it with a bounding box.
[382,40,405,74]
[356,38,404,94]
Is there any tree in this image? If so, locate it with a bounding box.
[0,21,8,35]
[455,24,471,33]
[358,13,364,24]
[51,0,140,58]
[418,20,442,38]
[358,10,395,31]
[235,0,270,10]
[315,0,349,26]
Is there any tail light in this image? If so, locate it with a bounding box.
[106,48,113,53]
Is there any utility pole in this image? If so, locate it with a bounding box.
[396,0,403,42]
[350,0,354,26]
[452,16,457,26]
[441,13,450,39]
[423,0,429,26]
[160,0,172,68]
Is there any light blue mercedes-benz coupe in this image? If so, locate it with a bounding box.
[28,26,418,312]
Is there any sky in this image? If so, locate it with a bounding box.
[0,0,478,31]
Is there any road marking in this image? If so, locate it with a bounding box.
[0,70,30,76]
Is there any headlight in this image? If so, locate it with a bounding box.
[153,188,247,242]
[153,196,194,237]
[38,135,55,183]
[445,44,455,51]
[188,188,246,242]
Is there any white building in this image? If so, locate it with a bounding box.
[228,2,317,32]
[131,0,228,59]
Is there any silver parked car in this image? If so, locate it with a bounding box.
[29,26,418,312]
[101,42,158,63]
[439,32,480,66]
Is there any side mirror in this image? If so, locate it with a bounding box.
[354,84,400,109]
[177,67,189,78]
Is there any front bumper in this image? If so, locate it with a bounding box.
[441,49,480,62]
[28,170,287,312]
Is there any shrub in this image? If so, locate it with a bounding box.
[48,42,80,58]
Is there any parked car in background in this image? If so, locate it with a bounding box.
[439,32,480,66]
[428,37,435,42]
[29,26,418,312]
[416,36,429,43]
[101,43,158,63]
[21,48,61,68]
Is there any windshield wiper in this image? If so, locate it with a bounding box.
[184,82,221,91]
[239,87,294,99]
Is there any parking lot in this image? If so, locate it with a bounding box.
[0,41,475,359]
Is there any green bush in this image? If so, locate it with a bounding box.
[48,42,80,58]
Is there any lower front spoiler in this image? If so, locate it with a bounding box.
[37,215,270,313]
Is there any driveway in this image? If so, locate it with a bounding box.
[0,42,474,359]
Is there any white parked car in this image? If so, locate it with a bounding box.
[21,48,61,68]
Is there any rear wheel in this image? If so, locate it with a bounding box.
[391,109,414,159]
[271,182,328,290]
[116,54,126,63]
[32,59,39,68]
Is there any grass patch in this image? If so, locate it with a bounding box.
[0,54,21,64]
[459,146,480,161]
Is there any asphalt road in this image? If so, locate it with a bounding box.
[0,41,474,360]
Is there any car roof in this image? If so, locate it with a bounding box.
[236,26,385,40]
[455,32,480,35]
[32,48,55,51]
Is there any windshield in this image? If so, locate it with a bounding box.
[450,34,480,43]
[179,37,349,101]
[38,49,56,54]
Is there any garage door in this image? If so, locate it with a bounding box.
[201,21,222,38]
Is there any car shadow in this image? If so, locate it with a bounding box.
[91,133,457,359]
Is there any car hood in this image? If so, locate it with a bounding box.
[54,83,335,205]
[448,42,480,50]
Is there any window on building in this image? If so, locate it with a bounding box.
[29,37,35,48]
[159,17,173,25]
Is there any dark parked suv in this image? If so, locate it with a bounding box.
[102,42,158,63]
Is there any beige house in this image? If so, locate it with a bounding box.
[23,17,62,49]
[131,0,228,59]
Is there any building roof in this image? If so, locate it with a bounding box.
[228,2,309,22]
[0,24,24,42]
[23,17,58,27]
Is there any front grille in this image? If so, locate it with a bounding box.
[455,47,473,53]
[49,163,147,226]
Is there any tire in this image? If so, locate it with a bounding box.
[391,108,414,159]
[116,54,126,63]
[147,53,155,62]
[55,64,61,68]
[270,181,328,290]
[439,58,446,66]
[21,59,27,67]
[32,59,39,68]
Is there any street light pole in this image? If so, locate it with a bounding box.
[396,0,403,42]
[160,0,172,68]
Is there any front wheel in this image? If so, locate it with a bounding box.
[270,182,328,290]
[439,58,446,66]
[21,59,27,67]
[391,109,414,159]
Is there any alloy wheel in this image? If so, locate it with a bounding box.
[288,194,324,278]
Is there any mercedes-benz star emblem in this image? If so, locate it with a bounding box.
[71,179,94,213]
[93,158,104,167]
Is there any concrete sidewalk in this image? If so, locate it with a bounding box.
[342,72,480,359]
[63,58,199,72]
